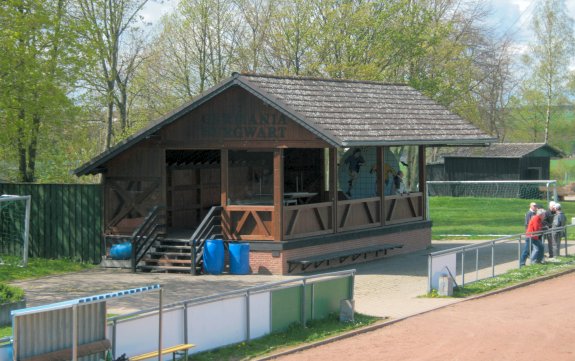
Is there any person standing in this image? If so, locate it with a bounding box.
[520,208,546,266]
[551,203,567,259]
[525,202,538,229]
[543,201,556,258]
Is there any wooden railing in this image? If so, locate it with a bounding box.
[130,205,166,272]
[223,205,275,240]
[384,192,423,224]
[337,197,381,232]
[283,202,333,239]
[222,193,424,241]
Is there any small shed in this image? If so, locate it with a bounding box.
[75,73,494,275]
[429,143,563,181]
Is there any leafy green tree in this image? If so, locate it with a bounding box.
[0,0,80,182]
[523,0,574,144]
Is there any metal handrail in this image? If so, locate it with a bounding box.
[427,224,573,292]
[190,206,223,275]
[130,205,166,272]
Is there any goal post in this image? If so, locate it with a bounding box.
[426,180,558,221]
[0,194,31,266]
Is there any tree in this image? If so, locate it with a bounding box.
[77,0,149,149]
[524,0,575,144]
[0,0,80,182]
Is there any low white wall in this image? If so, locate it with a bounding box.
[112,291,272,359]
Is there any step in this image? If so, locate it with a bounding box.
[154,245,192,251]
[144,258,192,265]
[138,265,193,272]
[148,252,191,257]
[160,239,191,245]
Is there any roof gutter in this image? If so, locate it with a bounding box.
[342,137,497,147]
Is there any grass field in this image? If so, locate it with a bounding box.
[0,257,94,283]
[429,197,575,239]
[551,158,575,185]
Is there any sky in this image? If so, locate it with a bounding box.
[141,0,575,43]
[140,0,575,65]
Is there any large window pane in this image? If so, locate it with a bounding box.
[228,150,274,205]
[283,149,324,204]
[386,146,420,194]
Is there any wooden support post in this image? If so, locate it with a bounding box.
[377,147,385,226]
[330,148,338,233]
[273,149,284,241]
[419,145,426,219]
[221,149,229,238]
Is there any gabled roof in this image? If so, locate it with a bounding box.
[242,74,494,146]
[443,143,564,159]
[74,73,495,176]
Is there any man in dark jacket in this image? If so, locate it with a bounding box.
[551,203,567,259]
[543,201,556,258]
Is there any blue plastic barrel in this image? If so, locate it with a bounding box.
[110,242,132,260]
[203,239,225,274]
[229,242,250,275]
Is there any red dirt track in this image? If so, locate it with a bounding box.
[274,272,575,361]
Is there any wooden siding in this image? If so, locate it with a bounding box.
[160,87,327,149]
[445,158,521,180]
[0,183,102,263]
[519,157,550,179]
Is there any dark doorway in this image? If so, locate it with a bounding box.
[165,150,221,230]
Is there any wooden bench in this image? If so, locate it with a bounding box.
[287,244,403,273]
[21,339,111,361]
[130,344,195,361]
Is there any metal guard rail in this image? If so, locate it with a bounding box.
[427,224,574,292]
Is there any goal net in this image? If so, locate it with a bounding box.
[0,195,30,266]
[427,180,557,203]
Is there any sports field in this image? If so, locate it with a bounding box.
[429,197,575,239]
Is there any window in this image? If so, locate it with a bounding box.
[228,150,274,205]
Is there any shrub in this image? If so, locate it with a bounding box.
[0,284,25,304]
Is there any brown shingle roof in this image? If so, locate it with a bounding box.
[443,143,563,158]
[75,73,495,175]
[240,74,494,146]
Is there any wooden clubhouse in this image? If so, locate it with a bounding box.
[75,73,495,275]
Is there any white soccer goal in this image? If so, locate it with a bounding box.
[0,194,31,266]
[426,180,558,220]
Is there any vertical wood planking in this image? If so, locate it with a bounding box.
[0,183,103,263]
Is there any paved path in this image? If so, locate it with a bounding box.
[7,241,484,318]
[10,240,574,319]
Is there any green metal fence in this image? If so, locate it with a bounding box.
[0,183,102,263]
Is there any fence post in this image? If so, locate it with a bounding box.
[301,279,307,328]
[565,226,569,257]
[183,302,189,344]
[461,251,465,288]
[112,319,117,359]
[491,241,495,277]
[517,236,522,268]
[475,248,479,281]
[427,254,433,293]
[246,290,251,341]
